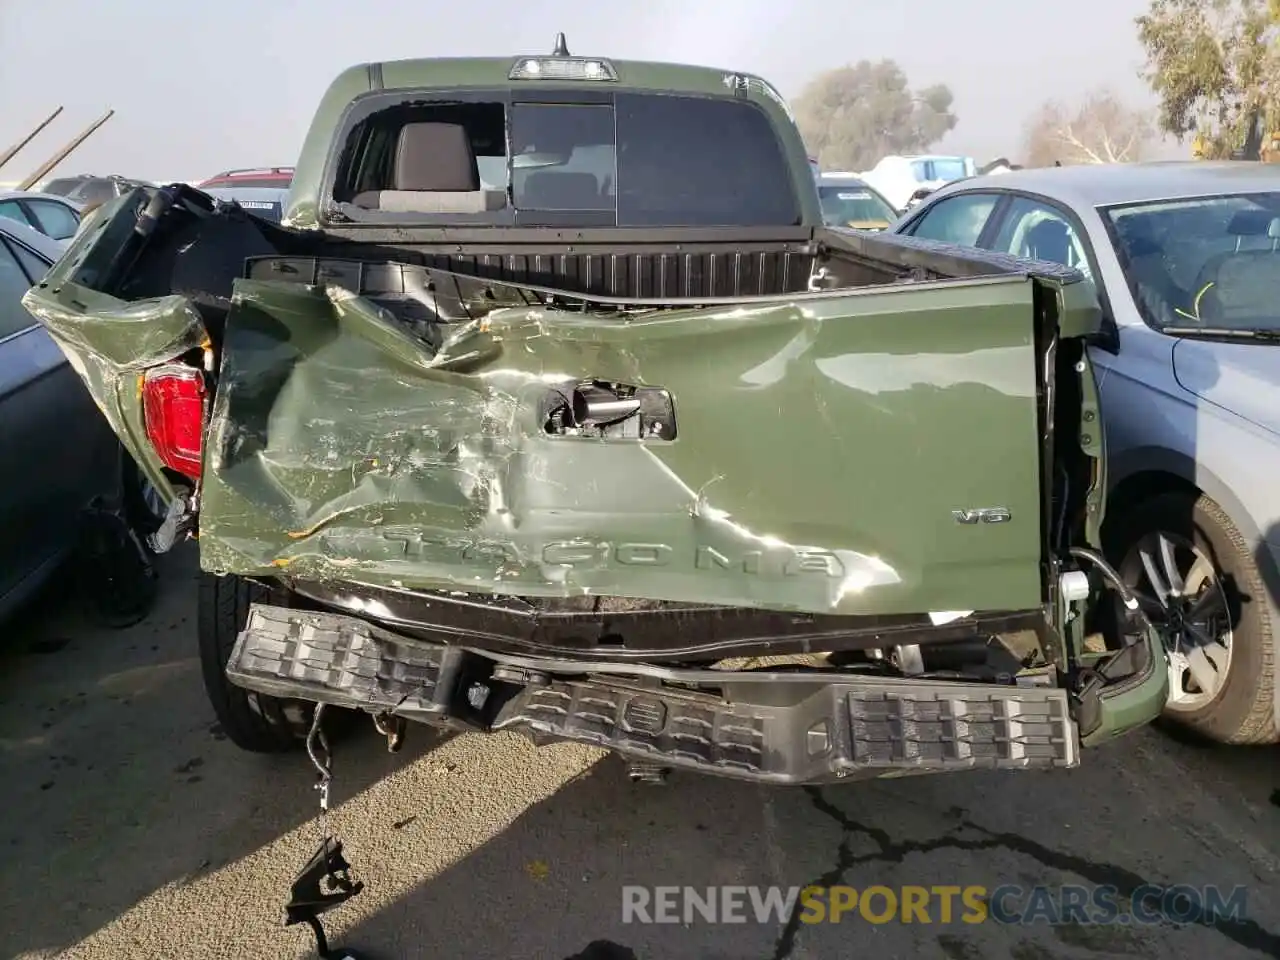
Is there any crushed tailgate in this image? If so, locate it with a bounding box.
[22,191,1085,620]
[193,267,1048,617]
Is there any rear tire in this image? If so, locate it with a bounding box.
[1104,491,1277,744]
[198,572,311,753]
[77,508,159,630]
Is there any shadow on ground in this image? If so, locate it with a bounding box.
[2,548,1278,960]
[0,545,449,958]
[327,730,1280,960]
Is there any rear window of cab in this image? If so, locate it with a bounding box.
[328,90,800,228]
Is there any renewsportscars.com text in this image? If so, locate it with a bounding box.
[621,884,1248,926]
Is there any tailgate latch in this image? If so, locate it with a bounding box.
[807,266,834,291]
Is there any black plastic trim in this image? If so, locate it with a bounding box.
[225,603,1080,784]
[284,577,1050,662]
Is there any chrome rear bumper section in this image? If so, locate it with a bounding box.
[226,603,1080,784]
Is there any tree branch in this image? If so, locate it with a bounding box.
[1116,126,1141,161]
[1099,126,1119,162]
[1056,123,1107,164]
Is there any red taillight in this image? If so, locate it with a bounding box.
[141,365,206,480]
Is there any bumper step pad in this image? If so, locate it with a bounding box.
[226,604,1079,784]
[225,604,463,722]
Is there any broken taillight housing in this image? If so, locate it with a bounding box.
[141,365,206,480]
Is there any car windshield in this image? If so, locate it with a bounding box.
[818,184,897,226]
[909,158,968,183]
[1105,192,1280,332]
[929,159,969,181]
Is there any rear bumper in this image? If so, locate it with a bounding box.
[226,603,1080,784]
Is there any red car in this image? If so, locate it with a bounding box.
[198,166,294,190]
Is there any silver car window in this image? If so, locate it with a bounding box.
[0,199,36,230]
[990,198,1093,280]
[907,193,1000,246]
[26,200,80,241]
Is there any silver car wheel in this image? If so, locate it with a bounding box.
[1121,531,1233,712]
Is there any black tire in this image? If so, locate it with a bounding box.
[1104,491,1277,744]
[198,572,311,752]
[77,509,160,630]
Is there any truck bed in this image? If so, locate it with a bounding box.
[111,196,1051,320]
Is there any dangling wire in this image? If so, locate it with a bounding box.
[305,703,332,839]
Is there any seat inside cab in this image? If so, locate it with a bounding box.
[351,121,506,214]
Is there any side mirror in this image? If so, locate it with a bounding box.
[1088,313,1121,353]
[1085,285,1120,354]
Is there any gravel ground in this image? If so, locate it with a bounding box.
[1,546,1277,960]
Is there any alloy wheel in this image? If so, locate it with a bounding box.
[1119,531,1233,712]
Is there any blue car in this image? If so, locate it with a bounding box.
[890,161,1280,745]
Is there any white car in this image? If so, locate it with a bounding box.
[856,155,976,211]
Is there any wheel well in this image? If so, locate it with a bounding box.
[1107,470,1199,521]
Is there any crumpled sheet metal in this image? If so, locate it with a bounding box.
[21,289,207,450]
[21,291,207,371]
[199,275,1048,617]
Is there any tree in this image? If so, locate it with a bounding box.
[793,60,958,171]
[1136,0,1280,158]
[1023,89,1154,167]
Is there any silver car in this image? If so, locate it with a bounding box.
[38,174,151,207]
[0,190,82,243]
[0,216,161,623]
[890,161,1280,744]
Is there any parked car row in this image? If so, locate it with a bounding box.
[887,161,1280,744]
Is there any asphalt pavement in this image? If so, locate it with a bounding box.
[1,546,1277,960]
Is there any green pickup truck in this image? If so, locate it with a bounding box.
[22,39,1168,784]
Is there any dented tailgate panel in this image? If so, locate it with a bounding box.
[189,274,1046,616]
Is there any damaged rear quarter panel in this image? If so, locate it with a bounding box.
[21,284,206,505]
[200,273,1050,617]
[20,190,211,502]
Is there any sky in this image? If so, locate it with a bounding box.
[0,0,1182,183]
